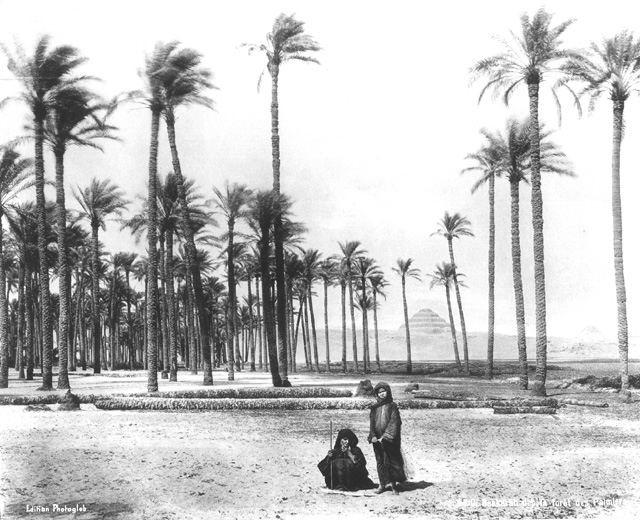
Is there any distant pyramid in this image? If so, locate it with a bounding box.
[399,308,449,334]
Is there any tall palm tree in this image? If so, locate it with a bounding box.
[6,202,44,380]
[74,178,128,376]
[462,139,502,380]
[369,273,388,373]
[243,15,320,386]
[131,42,173,392]
[2,35,86,390]
[353,257,382,374]
[429,262,463,370]
[156,42,216,386]
[336,262,348,373]
[433,212,473,374]
[472,8,583,396]
[0,147,33,388]
[45,86,116,389]
[214,182,252,381]
[317,258,337,372]
[301,248,322,373]
[245,190,288,387]
[476,119,573,388]
[115,252,137,371]
[569,31,640,392]
[392,258,421,374]
[338,241,365,372]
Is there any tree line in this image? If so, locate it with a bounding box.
[0,9,635,397]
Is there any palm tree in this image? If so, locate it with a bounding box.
[433,212,473,374]
[301,248,322,373]
[245,190,288,387]
[569,31,640,392]
[156,42,216,386]
[317,258,337,372]
[392,258,421,374]
[462,138,501,380]
[0,146,33,388]
[45,86,116,389]
[353,257,382,374]
[475,119,574,388]
[2,35,86,390]
[369,273,388,373]
[243,14,320,386]
[214,182,252,381]
[472,8,583,396]
[132,42,173,392]
[6,203,44,380]
[429,262,463,370]
[74,178,128,376]
[115,252,136,371]
[338,241,365,372]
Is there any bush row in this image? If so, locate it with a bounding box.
[127,387,354,400]
[91,397,557,411]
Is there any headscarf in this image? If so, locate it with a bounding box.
[370,381,393,410]
[333,428,359,451]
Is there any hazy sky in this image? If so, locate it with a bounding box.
[0,0,638,343]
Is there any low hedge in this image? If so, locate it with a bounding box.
[92,397,551,411]
[0,394,99,406]
[128,387,354,400]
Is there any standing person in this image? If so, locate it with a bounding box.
[318,428,375,491]
[368,382,407,494]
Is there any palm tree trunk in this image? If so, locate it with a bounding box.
[267,67,289,385]
[0,216,8,388]
[372,291,381,372]
[323,281,330,372]
[165,112,213,385]
[486,172,495,380]
[166,230,178,381]
[255,276,263,370]
[91,225,101,374]
[448,239,469,375]
[360,278,370,374]
[260,220,282,387]
[17,262,25,379]
[510,179,528,389]
[108,273,117,371]
[528,81,548,397]
[159,236,169,379]
[34,119,54,390]
[247,274,256,372]
[347,278,359,372]
[226,223,236,380]
[54,150,71,389]
[401,277,412,374]
[308,285,320,373]
[341,282,347,373]
[445,283,462,369]
[25,271,34,380]
[611,99,629,391]
[302,297,311,370]
[146,108,161,393]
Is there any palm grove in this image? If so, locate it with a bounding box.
[0,10,634,397]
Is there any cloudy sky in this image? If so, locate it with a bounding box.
[0,0,638,343]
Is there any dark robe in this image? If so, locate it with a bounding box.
[318,429,376,491]
[368,382,407,486]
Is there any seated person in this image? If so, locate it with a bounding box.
[317,428,376,491]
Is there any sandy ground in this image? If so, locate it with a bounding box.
[1,368,640,520]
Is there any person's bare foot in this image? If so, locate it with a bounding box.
[390,482,399,495]
[374,486,385,494]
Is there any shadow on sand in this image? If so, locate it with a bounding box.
[400,480,433,492]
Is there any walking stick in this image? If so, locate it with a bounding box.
[329,419,333,489]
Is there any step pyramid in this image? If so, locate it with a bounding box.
[399,308,449,334]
